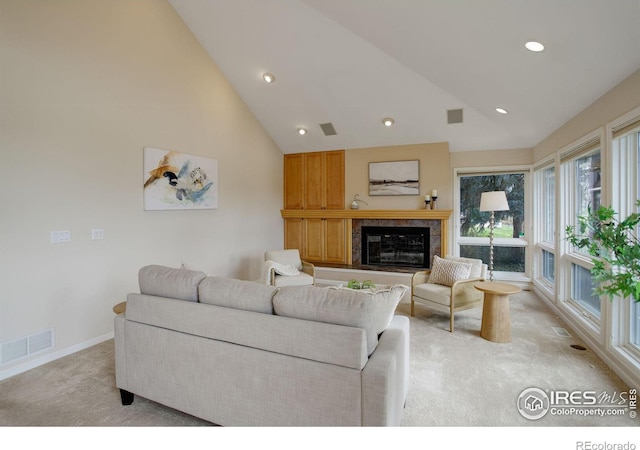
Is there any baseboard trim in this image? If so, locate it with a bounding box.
[0,332,114,381]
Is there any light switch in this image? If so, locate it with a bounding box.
[51,230,71,243]
[91,229,104,240]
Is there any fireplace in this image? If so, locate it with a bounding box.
[361,226,430,269]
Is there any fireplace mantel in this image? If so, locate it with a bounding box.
[281,209,452,266]
[281,209,452,220]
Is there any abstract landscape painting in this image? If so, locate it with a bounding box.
[143,147,218,210]
[369,160,420,196]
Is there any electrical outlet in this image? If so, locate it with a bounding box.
[51,230,71,243]
[91,229,104,240]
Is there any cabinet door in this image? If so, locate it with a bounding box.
[284,154,305,209]
[284,218,304,256]
[324,150,345,210]
[324,218,346,263]
[303,218,325,262]
[304,152,324,209]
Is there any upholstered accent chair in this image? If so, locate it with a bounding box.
[411,255,487,332]
[264,249,315,287]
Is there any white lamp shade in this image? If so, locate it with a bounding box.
[479,191,510,212]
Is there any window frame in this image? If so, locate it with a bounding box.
[533,159,556,296]
[453,166,531,282]
[558,129,605,335]
[607,106,640,363]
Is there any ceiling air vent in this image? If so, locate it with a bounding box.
[447,109,463,124]
[319,122,337,136]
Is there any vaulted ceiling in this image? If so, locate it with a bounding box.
[169,0,640,154]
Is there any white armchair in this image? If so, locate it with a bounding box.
[264,249,315,287]
[411,255,487,332]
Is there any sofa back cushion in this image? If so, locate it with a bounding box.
[198,276,278,314]
[138,265,206,302]
[273,284,406,355]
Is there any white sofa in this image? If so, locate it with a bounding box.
[114,265,409,426]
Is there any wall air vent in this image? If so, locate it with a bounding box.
[319,122,337,136]
[447,109,463,124]
[1,329,54,365]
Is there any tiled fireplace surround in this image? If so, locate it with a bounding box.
[352,219,442,272]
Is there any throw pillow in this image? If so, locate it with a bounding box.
[428,255,472,287]
[273,284,407,355]
[269,261,300,276]
[444,256,483,279]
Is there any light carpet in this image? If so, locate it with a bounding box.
[0,290,637,427]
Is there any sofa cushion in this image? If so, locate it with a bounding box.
[412,282,452,306]
[138,265,206,302]
[198,276,278,314]
[273,284,406,355]
[428,255,472,287]
[274,272,314,287]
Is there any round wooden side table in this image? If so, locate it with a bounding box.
[113,301,126,315]
[474,281,521,343]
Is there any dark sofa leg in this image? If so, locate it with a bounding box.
[120,389,134,405]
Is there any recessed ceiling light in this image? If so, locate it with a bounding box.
[297,127,308,135]
[496,107,508,114]
[525,41,545,52]
[382,117,395,127]
[262,72,276,83]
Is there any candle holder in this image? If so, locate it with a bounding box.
[424,199,431,209]
[431,196,438,209]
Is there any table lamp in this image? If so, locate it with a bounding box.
[479,191,510,281]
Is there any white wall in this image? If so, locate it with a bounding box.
[0,0,283,376]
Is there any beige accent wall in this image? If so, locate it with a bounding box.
[344,142,452,209]
[450,148,533,168]
[533,69,640,161]
[0,0,283,371]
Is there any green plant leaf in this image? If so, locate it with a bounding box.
[565,201,640,302]
[361,280,375,289]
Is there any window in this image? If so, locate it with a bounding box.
[457,171,527,277]
[541,167,556,244]
[571,263,601,318]
[534,164,555,289]
[541,249,555,283]
[611,112,640,355]
[574,152,602,250]
[631,301,640,349]
[561,135,602,324]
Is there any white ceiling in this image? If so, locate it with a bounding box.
[168,0,640,154]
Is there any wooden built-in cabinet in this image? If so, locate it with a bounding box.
[284,150,344,210]
[283,153,305,210]
[284,217,348,264]
[303,218,347,263]
[283,150,347,264]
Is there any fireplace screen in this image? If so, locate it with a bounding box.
[361,226,430,268]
